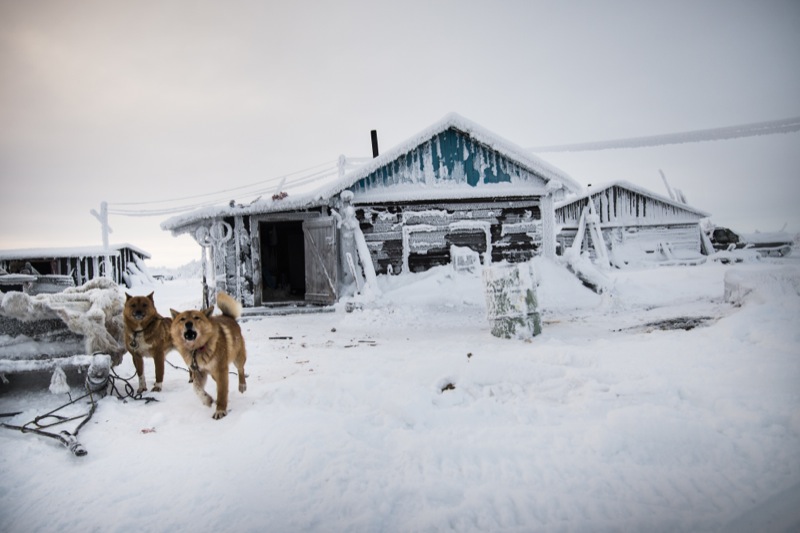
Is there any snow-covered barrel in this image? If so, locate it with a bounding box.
[482,262,541,339]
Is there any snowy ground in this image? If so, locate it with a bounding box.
[1,256,799,532]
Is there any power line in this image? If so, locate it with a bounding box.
[105,115,800,218]
[529,115,800,153]
[106,160,347,217]
[109,160,337,207]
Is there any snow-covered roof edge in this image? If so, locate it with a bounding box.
[0,243,151,261]
[315,112,583,200]
[554,180,711,218]
[162,113,583,233]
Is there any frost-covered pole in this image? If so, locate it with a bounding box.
[659,169,677,201]
[541,195,556,259]
[542,182,562,259]
[90,201,114,281]
[194,226,212,307]
[194,221,233,307]
[209,221,232,298]
[338,191,380,296]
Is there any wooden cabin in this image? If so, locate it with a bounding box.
[554,181,711,266]
[162,113,582,307]
[0,244,151,290]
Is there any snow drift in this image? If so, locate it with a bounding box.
[0,258,798,532]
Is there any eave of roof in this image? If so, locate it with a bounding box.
[0,243,151,261]
[555,180,711,218]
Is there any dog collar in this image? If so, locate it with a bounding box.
[129,329,145,349]
[190,345,207,372]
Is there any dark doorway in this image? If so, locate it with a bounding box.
[259,221,306,302]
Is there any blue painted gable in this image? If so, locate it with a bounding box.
[349,127,546,194]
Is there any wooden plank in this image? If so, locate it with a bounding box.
[303,217,338,305]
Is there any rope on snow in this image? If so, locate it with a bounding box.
[0,354,158,457]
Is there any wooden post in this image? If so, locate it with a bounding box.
[541,194,556,259]
[90,201,114,281]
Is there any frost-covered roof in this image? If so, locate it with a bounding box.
[555,180,710,218]
[0,243,150,261]
[318,112,583,199]
[162,113,581,233]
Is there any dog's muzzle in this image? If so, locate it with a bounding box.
[133,311,145,320]
[183,322,197,341]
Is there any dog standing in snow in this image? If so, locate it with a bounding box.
[169,292,248,420]
[123,292,174,393]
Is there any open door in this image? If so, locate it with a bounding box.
[303,217,339,305]
[259,220,306,303]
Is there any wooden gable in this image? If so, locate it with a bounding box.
[349,127,549,196]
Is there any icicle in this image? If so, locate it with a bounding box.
[423,142,435,184]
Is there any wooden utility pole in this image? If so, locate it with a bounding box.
[90,201,114,280]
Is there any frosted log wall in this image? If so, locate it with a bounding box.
[357,200,543,274]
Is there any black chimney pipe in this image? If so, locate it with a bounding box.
[370,130,379,158]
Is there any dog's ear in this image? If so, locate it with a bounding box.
[170,309,179,319]
[125,293,132,300]
[203,306,214,318]
[147,292,155,301]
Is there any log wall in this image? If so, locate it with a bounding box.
[356,199,543,274]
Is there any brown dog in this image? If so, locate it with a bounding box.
[170,292,247,420]
[123,292,173,393]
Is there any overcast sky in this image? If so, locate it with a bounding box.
[2,0,799,267]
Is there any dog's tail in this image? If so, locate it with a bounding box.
[216,292,242,320]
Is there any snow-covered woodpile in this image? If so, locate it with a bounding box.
[555,181,711,266]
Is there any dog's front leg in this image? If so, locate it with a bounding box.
[132,353,146,393]
[192,370,213,408]
[212,370,229,420]
[152,351,165,392]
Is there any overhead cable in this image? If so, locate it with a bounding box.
[529,115,800,153]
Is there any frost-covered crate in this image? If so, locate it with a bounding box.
[0,279,126,381]
[483,262,541,339]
